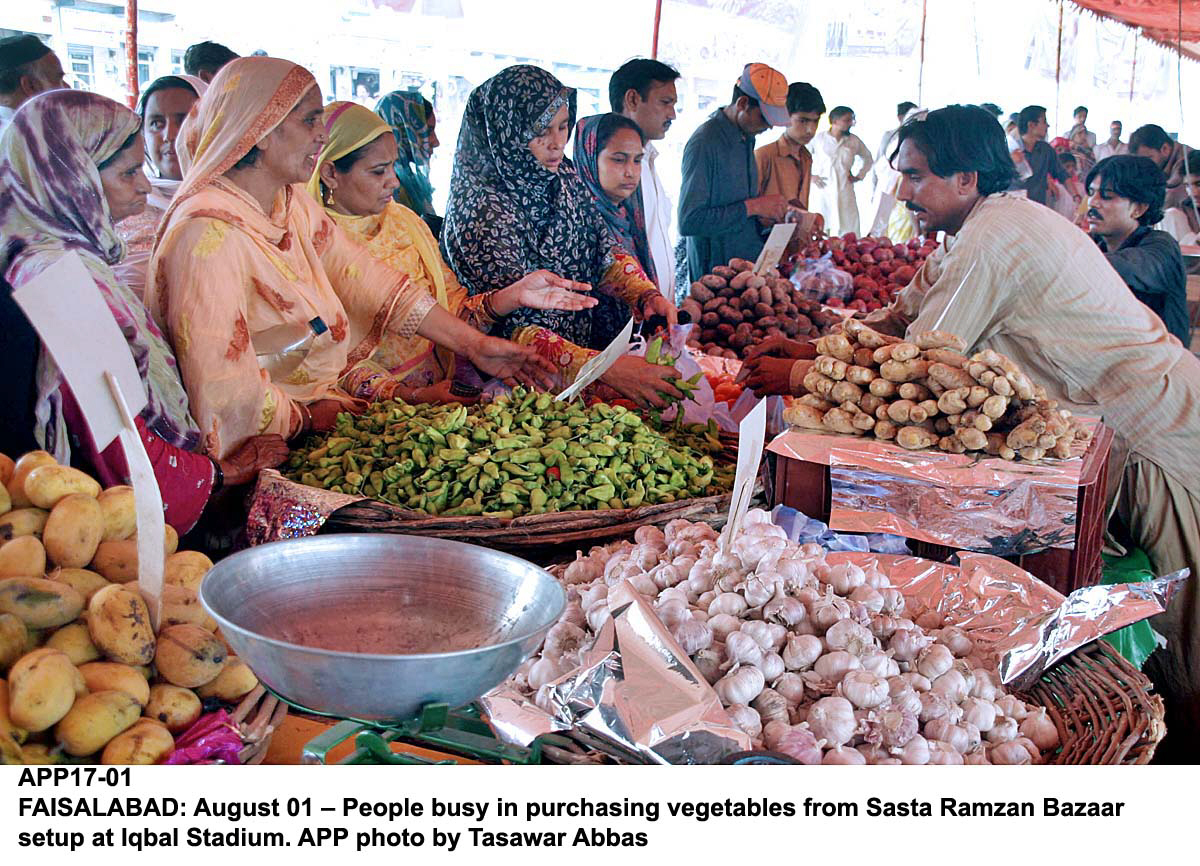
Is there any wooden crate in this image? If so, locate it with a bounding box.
[772,426,1114,596]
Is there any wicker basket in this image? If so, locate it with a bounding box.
[1018,642,1165,765]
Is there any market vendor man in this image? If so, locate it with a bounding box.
[744,104,1200,761]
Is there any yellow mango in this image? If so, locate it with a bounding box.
[154,624,226,688]
[0,508,49,542]
[0,482,9,518]
[195,657,258,701]
[7,451,57,510]
[47,568,110,604]
[23,466,101,510]
[101,719,174,765]
[0,613,29,672]
[154,584,217,632]
[44,622,102,666]
[0,536,46,578]
[0,453,15,487]
[77,662,150,706]
[144,684,201,733]
[164,551,214,593]
[43,494,104,569]
[87,585,155,666]
[96,486,136,542]
[55,689,141,756]
[0,679,28,764]
[7,647,84,732]
[0,577,84,629]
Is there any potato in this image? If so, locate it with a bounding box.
[87,584,155,666]
[157,585,217,631]
[195,657,258,701]
[55,689,141,756]
[45,622,102,666]
[102,718,174,765]
[0,453,14,487]
[96,486,136,541]
[47,568,110,603]
[0,679,29,763]
[0,577,84,629]
[164,551,213,593]
[7,451,57,510]
[0,508,50,542]
[154,624,227,688]
[0,612,30,672]
[145,684,202,733]
[42,494,104,569]
[77,661,150,706]
[0,536,46,578]
[8,647,85,732]
[23,466,101,510]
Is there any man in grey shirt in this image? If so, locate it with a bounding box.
[679,63,791,281]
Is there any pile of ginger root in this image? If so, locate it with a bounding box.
[783,320,1092,461]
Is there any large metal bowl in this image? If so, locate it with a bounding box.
[199,534,565,722]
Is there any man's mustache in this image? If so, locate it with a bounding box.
[1087,210,1103,220]
[905,202,925,213]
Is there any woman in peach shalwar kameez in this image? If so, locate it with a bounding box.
[148,58,556,459]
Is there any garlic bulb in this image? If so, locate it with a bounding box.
[935,626,974,657]
[931,669,968,703]
[773,672,807,705]
[579,584,608,611]
[693,647,725,685]
[707,613,742,641]
[543,621,588,661]
[671,618,713,655]
[528,655,568,689]
[752,687,790,725]
[840,670,889,709]
[823,562,866,595]
[824,619,875,656]
[813,650,861,684]
[924,718,971,754]
[1019,708,1059,751]
[961,697,997,733]
[726,703,763,739]
[994,694,1030,721]
[762,721,823,765]
[917,644,954,680]
[741,573,777,608]
[740,620,784,652]
[927,740,965,764]
[848,585,884,615]
[758,652,785,682]
[585,603,612,633]
[877,587,906,616]
[985,715,1019,744]
[899,734,931,765]
[560,599,586,630]
[989,740,1032,765]
[763,593,807,628]
[628,573,658,597]
[724,631,765,667]
[708,592,748,618]
[715,665,766,706]
[806,696,856,747]
[964,747,992,765]
[822,745,867,765]
[876,706,919,748]
[888,628,931,662]
[860,650,900,678]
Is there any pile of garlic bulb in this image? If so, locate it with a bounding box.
[514,510,1059,765]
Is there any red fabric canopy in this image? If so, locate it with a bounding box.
[1070,1,1200,61]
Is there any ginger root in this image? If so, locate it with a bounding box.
[784,403,827,430]
[897,426,939,450]
[815,334,854,362]
[914,330,968,352]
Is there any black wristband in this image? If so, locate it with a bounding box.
[210,457,225,492]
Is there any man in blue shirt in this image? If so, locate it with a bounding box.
[679,63,791,281]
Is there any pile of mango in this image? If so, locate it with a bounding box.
[0,451,258,765]
[286,388,734,517]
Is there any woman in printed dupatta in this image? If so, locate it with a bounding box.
[0,90,287,531]
[441,65,683,407]
[375,90,441,236]
[306,100,597,404]
[147,57,563,460]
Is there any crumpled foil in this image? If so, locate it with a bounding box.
[768,421,1102,554]
[480,580,750,764]
[243,469,363,546]
[826,551,1188,690]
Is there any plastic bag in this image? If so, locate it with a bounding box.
[772,505,910,554]
[789,252,853,303]
[1100,549,1165,670]
[629,324,728,427]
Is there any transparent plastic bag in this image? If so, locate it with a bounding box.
[789,252,853,303]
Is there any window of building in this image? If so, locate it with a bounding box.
[67,44,94,89]
[137,48,155,85]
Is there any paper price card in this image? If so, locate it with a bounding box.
[556,317,635,402]
[721,397,767,549]
[14,252,166,626]
[753,222,797,274]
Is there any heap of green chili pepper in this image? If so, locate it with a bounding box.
[285,388,734,517]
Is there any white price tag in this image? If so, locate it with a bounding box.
[721,397,767,548]
[753,222,797,274]
[556,317,634,402]
[14,252,166,627]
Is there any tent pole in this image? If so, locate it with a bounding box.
[125,0,138,109]
[918,0,927,104]
[651,0,663,59]
[1129,34,1137,102]
[1054,0,1063,129]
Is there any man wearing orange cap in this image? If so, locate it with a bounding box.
[679,62,792,281]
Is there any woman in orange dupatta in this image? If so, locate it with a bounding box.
[305,101,596,404]
[147,58,561,460]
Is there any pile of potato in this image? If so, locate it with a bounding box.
[680,258,843,359]
[783,322,1092,462]
[0,450,258,765]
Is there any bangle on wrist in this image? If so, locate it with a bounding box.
[210,457,225,492]
[482,290,501,322]
[299,402,313,434]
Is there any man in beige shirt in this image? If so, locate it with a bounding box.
[755,82,824,215]
[746,105,1200,760]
